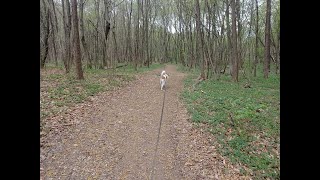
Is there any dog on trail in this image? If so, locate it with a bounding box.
[160,70,169,91]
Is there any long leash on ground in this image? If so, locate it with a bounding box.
[149,89,166,179]
[150,67,167,180]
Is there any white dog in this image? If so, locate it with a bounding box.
[160,70,169,91]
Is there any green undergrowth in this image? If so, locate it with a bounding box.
[178,65,280,179]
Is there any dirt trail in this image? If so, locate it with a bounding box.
[41,65,249,180]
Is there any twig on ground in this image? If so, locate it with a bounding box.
[49,123,74,129]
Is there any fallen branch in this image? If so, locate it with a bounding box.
[116,64,128,68]
[104,64,128,70]
[229,113,235,127]
[192,75,205,91]
[49,123,74,129]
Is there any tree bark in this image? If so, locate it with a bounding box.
[195,0,206,80]
[48,0,58,66]
[94,0,100,68]
[254,0,259,77]
[134,0,141,71]
[144,0,150,68]
[40,1,50,69]
[231,0,239,82]
[125,0,133,63]
[264,0,271,78]
[71,0,84,79]
[103,0,111,68]
[79,0,92,69]
[112,10,118,68]
[226,0,233,76]
[61,0,72,73]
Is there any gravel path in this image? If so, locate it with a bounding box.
[40,65,250,180]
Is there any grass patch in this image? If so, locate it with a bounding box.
[179,67,280,179]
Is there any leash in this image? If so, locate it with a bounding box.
[149,89,166,179]
[150,66,167,180]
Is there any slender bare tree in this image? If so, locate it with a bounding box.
[231,0,239,82]
[195,0,206,80]
[40,0,50,69]
[79,0,92,69]
[71,0,84,79]
[264,0,271,78]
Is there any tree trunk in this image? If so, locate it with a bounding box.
[248,0,254,74]
[40,3,50,69]
[71,0,84,79]
[231,0,238,82]
[254,0,259,77]
[79,0,92,69]
[112,10,118,68]
[264,0,271,78]
[103,0,111,68]
[126,0,133,63]
[134,0,140,71]
[48,0,58,66]
[236,0,243,70]
[62,0,72,73]
[94,0,100,68]
[144,0,150,68]
[189,22,194,70]
[195,0,206,80]
[276,33,280,74]
[226,0,233,76]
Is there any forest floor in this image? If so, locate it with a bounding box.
[40,64,252,180]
